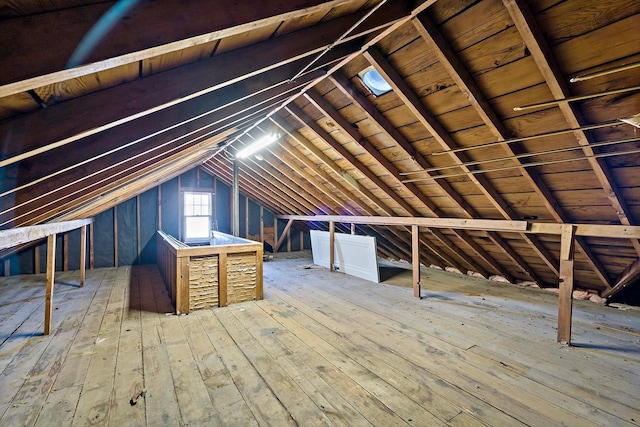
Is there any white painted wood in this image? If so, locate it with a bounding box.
[310,230,380,283]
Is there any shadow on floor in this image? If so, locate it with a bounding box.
[379,266,410,283]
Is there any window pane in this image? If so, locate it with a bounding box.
[185,217,210,239]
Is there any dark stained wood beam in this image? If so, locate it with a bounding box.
[503,0,636,287]
[0,0,372,95]
[1,24,365,168]
[412,12,612,289]
[603,257,640,299]
[1,68,322,218]
[363,45,554,285]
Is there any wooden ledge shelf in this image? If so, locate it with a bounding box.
[156,230,263,314]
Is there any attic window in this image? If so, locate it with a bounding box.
[358,66,392,96]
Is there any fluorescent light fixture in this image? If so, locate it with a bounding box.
[236,133,279,159]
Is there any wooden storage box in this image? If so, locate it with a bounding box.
[156,231,263,314]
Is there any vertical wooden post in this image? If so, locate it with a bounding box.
[412,225,421,299]
[196,167,201,187]
[113,206,118,268]
[256,248,264,300]
[89,223,95,269]
[329,221,335,272]
[177,257,190,314]
[178,175,182,240]
[4,259,9,276]
[245,198,249,238]
[557,224,576,344]
[219,253,228,307]
[273,217,277,253]
[232,160,240,237]
[259,206,264,244]
[63,233,69,271]
[351,223,356,234]
[34,245,41,274]
[79,225,87,287]
[158,184,163,230]
[287,226,291,252]
[44,234,56,335]
[137,195,141,265]
[300,230,304,250]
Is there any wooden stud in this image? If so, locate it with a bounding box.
[412,225,421,299]
[89,223,94,269]
[63,233,69,271]
[44,234,56,335]
[219,253,228,307]
[245,196,249,239]
[178,175,182,241]
[557,224,576,344]
[287,226,291,252]
[178,257,190,314]
[113,206,118,268]
[137,195,141,265]
[351,223,356,235]
[196,167,201,187]
[329,221,335,273]
[158,183,163,230]
[273,217,278,253]
[4,258,9,277]
[34,245,40,274]
[259,206,264,245]
[256,248,264,300]
[79,225,87,287]
[274,219,294,253]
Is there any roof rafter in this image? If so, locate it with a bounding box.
[363,45,555,285]
[305,88,492,277]
[329,72,516,281]
[502,0,638,292]
[411,12,613,290]
[0,0,370,96]
[270,116,444,265]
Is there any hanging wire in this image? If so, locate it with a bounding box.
[401,136,640,176]
[426,120,624,158]
[402,144,640,183]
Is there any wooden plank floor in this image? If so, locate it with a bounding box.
[1,252,639,426]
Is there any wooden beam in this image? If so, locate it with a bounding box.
[557,224,576,344]
[503,0,638,273]
[363,45,556,284]
[329,221,336,273]
[34,245,40,274]
[412,225,421,299]
[603,257,640,299]
[329,72,512,280]
[114,205,118,268]
[79,225,87,287]
[44,234,56,335]
[278,215,527,232]
[274,219,295,253]
[0,3,405,167]
[0,0,366,95]
[0,218,92,251]
[63,233,69,272]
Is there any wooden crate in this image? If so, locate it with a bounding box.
[156,231,263,314]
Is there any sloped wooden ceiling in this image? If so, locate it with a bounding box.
[0,0,639,299]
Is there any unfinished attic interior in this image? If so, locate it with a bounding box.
[1,0,639,425]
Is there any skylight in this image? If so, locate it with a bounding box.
[358,66,392,96]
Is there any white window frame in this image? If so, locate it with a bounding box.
[183,191,212,243]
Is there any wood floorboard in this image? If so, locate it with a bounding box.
[0,254,638,426]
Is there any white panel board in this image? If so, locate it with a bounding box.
[310,230,379,283]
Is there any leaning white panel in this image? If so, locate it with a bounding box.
[310,230,380,283]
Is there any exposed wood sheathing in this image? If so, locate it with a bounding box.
[0,0,639,301]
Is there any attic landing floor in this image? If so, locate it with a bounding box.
[0,255,639,426]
